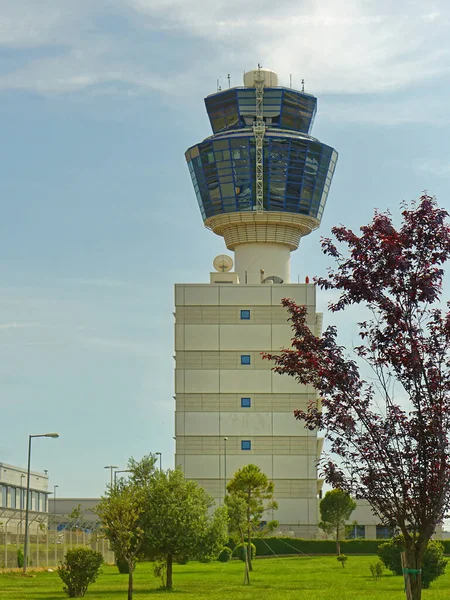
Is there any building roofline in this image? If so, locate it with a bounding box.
[49,498,101,502]
[0,461,49,479]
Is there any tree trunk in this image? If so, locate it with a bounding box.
[166,553,173,590]
[243,547,250,585]
[247,539,253,572]
[243,537,250,584]
[402,547,423,600]
[239,528,250,585]
[336,525,341,555]
[247,497,253,572]
[127,561,133,600]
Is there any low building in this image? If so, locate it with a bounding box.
[0,461,50,536]
[48,498,100,530]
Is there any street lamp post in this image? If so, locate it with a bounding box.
[155,452,162,472]
[104,465,118,488]
[52,484,59,564]
[20,474,25,538]
[114,469,132,484]
[23,433,59,574]
[53,485,59,518]
[223,437,228,500]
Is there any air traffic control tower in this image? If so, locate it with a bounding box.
[175,68,338,536]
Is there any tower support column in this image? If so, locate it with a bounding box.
[234,243,290,284]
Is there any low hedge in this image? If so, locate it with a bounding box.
[227,538,391,556]
[226,538,450,557]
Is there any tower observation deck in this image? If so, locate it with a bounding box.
[185,68,338,283]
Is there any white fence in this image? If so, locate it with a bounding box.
[0,510,114,569]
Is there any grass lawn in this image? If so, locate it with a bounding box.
[1,555,450,599]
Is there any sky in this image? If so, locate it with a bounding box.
[1,0,450,498]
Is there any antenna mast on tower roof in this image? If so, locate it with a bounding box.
[253,64,266,213]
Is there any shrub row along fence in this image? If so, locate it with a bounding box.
[228,538,450,557]
[0,513,114,569]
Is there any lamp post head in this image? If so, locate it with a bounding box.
[156,452,161,456]
[224,437,228,441]
[44,433,59,438]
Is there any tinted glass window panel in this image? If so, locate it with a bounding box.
[1,484,7,507]
[10,487,16,509]
[376,525,394,539]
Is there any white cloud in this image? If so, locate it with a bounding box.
[0,0,99,47]
[0,0,448,122]
[127,0,450,94]
[0,322,35,329]
[320,95,450,126]
[416,158,450,177]
[61,277,133,288]
[79,335,153,356]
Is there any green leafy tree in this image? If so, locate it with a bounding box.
[95,483,145,600]
[127,454,157,487]
[226,464,278,574]
[141,467,228,590]
[319,489,356,555]
[68,504,83,532]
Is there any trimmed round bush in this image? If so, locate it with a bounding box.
[17,548,24,569]
[217,547,233,563]
[115,555,131,574]
[421,541,448,588]
[378,538,403,575]
[337,554,348,568]
[378,536,448,588]
[235,542,256,562]
[369,560,385,580]
[57,547,103,598]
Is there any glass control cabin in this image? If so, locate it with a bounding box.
[186,72,338,224]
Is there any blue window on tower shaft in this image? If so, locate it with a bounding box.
[241,397,251,408]
[240,309,251,320]
[241,355,251,365]
[241,440,251,451]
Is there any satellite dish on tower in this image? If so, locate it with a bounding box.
[213,254,233,273]
[263,275,284,284]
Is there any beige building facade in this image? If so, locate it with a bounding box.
[174,281,323,535]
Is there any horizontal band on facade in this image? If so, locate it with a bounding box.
[175,436,322,455]
[175,393,313,412]
[186,477,318,499]
[175,304,316,324]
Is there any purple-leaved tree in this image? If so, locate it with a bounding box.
[264,195,450,600]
